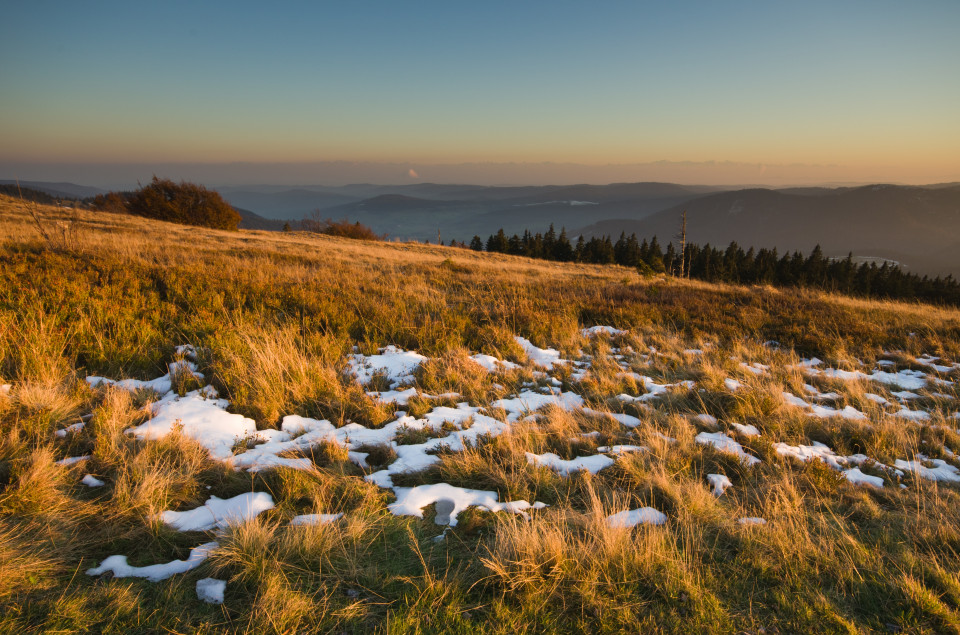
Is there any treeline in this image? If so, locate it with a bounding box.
[471,225,960,305]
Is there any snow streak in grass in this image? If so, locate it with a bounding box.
[389,483,546,525]
[87,542,219,582]
[607,507,667,528]
[159,492,275,531]
[695,432,761,466]
[525,451,615,476]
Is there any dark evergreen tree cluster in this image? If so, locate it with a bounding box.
[476,227,960,305]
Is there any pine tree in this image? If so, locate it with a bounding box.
[554,228,574,261]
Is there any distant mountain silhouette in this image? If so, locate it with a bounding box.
[0,180,106,199]
[575,185,960,276]
[216,188,359,219]
[10,178,956,276]
[220,182,717,240]
[234,207,288,231]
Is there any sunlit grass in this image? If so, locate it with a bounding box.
[1,195,959,633]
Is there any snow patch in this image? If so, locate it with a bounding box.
[738,517,766,526]
[347,346,427,388]
[159,492,275,531]
[492,390,584,422]
[196,577,226,604]
[82,474,105,487]
[894,456,960,483]
[290,513,344,526]
[707,473,733,496]
[469,353,518,372]
[607,507,667,528]
[389,483,545,525]
[515,336,567,369]
[581,326,625,337]
[87,541,218,582]
[129,390,257,461]
[695,432,761,466]
[525,451,615,476]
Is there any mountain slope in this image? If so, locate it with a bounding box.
[0,180,106,199]
[576,185,960,276]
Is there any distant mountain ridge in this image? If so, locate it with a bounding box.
[575,184,960,276]
[6,178,958,276]
[0,180,106,199]
[216,181,716,239]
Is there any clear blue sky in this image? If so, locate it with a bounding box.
[2,1,958,185]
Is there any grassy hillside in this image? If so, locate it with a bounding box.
[2,194,960,634]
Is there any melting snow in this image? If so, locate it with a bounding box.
[55,455,90,466]
[525,451,615,475]
[290,513,344,526]
[607,507,667,528]
[804,384,839,401]
[804,365,928,391]
[707,473,733,496]
[582,407,643,428]
[870,369,928,390]
[469,353,518,372]
[894,456,960,483]
[367,387,419,405]
[581,326,625,337]
[694,414,718,426]
[347,346,427,388]
[389,483,545,525]
[773,441,893,487]
[894,407,931,421]
[159,492,275,531]
[597,444,647,455]
[843,468,885,488]
[740,362,769,375]
[695,432,761,466]
[196,577,226,604]
[515,336,567,369]
[730,422,760,437]
[82,474,105,487]
[87,541,218,582]
[781,392,867,420]
[55,422,85,437]
[915,355,958,373]
[618,375,694,402]
[129,390,257,461]
[492,390,584,422]
[738,517,766,526]
[86,361,203,396]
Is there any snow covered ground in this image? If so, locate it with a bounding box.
[68,331,959,587]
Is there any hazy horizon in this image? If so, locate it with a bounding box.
[2,2,958,187]
[3,159,959,192]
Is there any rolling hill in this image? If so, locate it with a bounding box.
[290,182,715,240]
[576,184,960,276]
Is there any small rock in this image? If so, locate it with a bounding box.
[345,588,361,599]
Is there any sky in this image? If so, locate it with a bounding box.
[1,1,958,187]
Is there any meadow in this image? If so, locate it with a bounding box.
[2,194,960,634]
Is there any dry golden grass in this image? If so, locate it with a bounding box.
[2,195,960,633]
